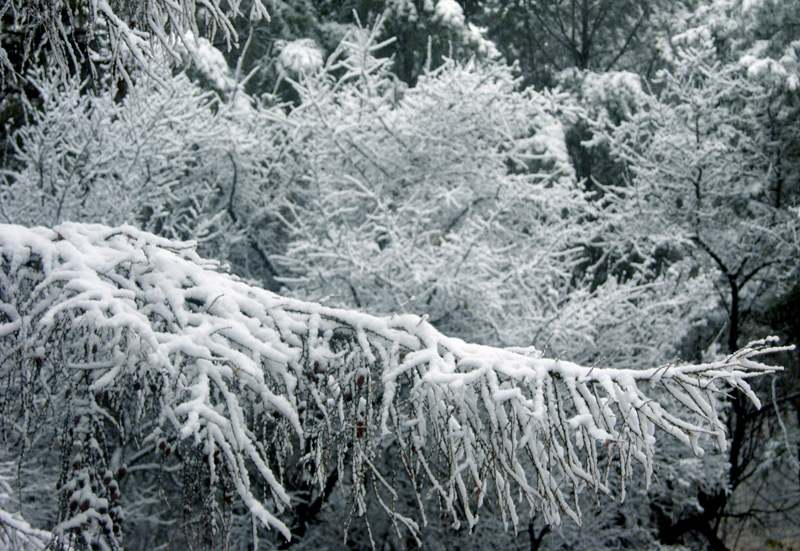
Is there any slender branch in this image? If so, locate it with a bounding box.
[692,235,731,277]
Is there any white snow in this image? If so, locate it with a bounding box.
[277,39,324,76]
[434,0,465,28]
[179,32,236,92]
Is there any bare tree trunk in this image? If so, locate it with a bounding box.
[528,520,550,551]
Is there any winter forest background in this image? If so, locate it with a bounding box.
[0,0,799,550]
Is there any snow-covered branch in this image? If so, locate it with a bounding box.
[0,223,787,546]
[0,508,52,550]
[1,0,269,83]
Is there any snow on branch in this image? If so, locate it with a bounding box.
[0,223,787,546]
[0,504,52,550]
[1,0,269,84]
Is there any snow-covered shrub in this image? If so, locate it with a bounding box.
[0,66,285,286]
[261,26,713,374]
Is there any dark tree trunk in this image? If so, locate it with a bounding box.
[528,520,550,551]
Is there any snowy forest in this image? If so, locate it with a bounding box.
[0,1,799,550]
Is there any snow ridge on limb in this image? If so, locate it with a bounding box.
[0,223,787,546]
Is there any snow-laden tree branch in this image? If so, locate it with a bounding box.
[0,223,788,548]
[0,470,52,551]
[1,0,269,84]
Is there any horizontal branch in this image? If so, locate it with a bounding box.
[0,223,789,544]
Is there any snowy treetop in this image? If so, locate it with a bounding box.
[0,223,786,545]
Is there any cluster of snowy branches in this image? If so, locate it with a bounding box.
[0,0,269,84]
[0,27,719,372]
[241,25,719,369]
[1,5,798,549]
[0,60,289,286]
[0,222,787,549]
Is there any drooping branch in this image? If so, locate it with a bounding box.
[0,223,788,547]
[1,0,270,85]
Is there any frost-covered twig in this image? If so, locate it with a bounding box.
[0,468,54,550]
[0,223,788,546]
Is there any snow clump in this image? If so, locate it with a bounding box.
[278,39,324,76]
